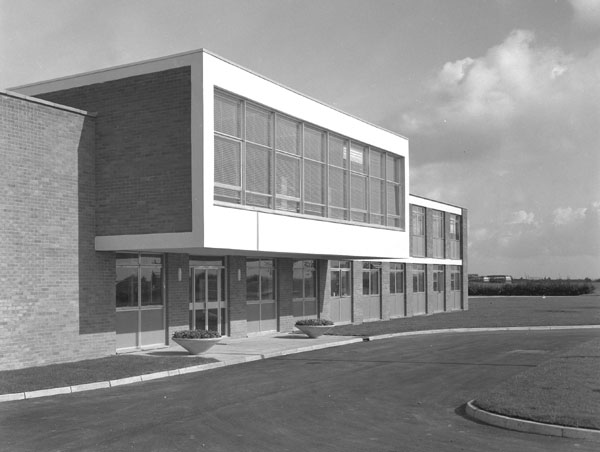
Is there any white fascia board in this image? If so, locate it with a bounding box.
[406,258,463,265]
[409,195,462,215]
[12,51,201,96]
[201,52,408,156]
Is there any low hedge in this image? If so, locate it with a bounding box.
[469,280,595,296]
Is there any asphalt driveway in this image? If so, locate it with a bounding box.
[1,329,598,452]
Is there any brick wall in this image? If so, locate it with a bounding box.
[35,67,192,236]
[166,253,190,339]
[277,258,294,332]
[0,93,114,370]
[227,256,247,338]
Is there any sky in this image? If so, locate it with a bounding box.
[1,0,599,278]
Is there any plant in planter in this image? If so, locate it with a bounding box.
[172,330,222,355]
[295,319,334,338]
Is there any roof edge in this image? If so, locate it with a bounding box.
[1,89,95,117]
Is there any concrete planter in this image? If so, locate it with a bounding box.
[296,324,333,338]
[172,337,221,355]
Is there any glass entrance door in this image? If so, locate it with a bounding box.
[190,266,227,335]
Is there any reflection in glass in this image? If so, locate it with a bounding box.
[116,267,137,308]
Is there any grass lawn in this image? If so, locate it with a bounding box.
[474,338,600,430]
[0,355,216,394]
[328,295,600,337]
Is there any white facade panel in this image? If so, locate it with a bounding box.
[409,195,462,215]
[203,206,258,251]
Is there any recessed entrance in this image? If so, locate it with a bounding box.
[189,263,227,335]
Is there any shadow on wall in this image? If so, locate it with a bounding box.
[77,115,115,335]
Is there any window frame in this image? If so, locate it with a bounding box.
[362,262,381,296]
[389,262,405,294]
[213,88,406,231]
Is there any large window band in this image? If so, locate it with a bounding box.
[214,89,405,230]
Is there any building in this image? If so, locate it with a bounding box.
[1,50,467,370]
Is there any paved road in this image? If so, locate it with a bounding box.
[2,329,599,451]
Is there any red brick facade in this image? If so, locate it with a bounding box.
[0,92,115,370]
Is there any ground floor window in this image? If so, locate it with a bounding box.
[246,259,277,333]
[330,260,351,297]
[362,262,381,295]
[293,260,317,318]
[433,265,445,292]
[450,266,462,291]
[390,263,405,294]
[115,253,164,350]
[412,264,425,293]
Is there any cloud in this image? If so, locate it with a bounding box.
[569,0,600,30]
[553,206,587,225]
[509,210,536,225]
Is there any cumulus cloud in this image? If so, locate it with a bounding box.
[553,206,587,225]
[569,0,600,30]
[509,210,536,225]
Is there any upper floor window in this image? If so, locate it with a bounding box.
[213,89,405,230]
[449,214,461,259]
[432,210,444,258]
[410,205,426,257]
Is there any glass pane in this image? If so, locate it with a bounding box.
[246,143,272,195]
[293,265,303,299]
[140,255,162,266]
[370,179,384,214]
[195,271,206,303]
[207,269,219,301]
[362,270,370,295]
[371,270,380,295]
[214,92,241,137]
[329,135,348,168]
[387,182,400,216]
[350,143,366,174]
[341,271,351,297]
[351,174,367,211]
[304,160,326,204]
[215,136,241,187]
[386,155,401,183]
[304,268,316,298]
[331,271,340,297]
[390,271,396,294]
[246,104,272,146]
[276,153,300,198]
[370,149,384,178]
[246,260,260,301]
[116,267,137,308]
[304,125,326,162]
[141,267,162,306]
[260,260,274,301]
[328,167,347,208]
[276,116,301,155]
[116,254,138,266]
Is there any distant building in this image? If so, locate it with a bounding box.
[2,49,467,370]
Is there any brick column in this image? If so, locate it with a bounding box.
[166,253,189,339]
[352,261,365,324]
[227,256,247,338]
[277,258,294,333]
[317,259,330,320]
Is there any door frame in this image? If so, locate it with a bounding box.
[189,264,228,335]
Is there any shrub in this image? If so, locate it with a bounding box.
[172,330,221,339]
[295,319,333,326]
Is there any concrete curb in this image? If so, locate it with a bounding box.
[0,337,363,403]
[362,324,600,341]
[465,400,600,440]
[1,327,597,403]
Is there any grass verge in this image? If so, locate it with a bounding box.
[0,355,216,394]
[474,338,600,430]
